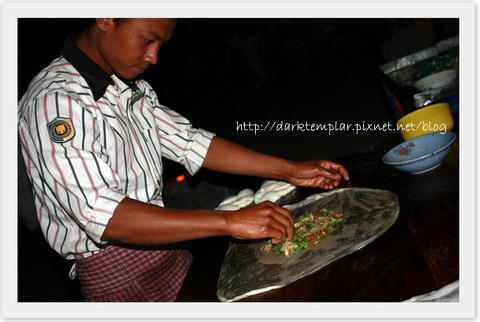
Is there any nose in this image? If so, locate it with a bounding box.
[144,47,159,65]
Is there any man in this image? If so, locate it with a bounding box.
[18,18,349,301]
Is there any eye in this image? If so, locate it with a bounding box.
[144,38,155,45]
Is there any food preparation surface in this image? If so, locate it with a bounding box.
[176,134,459,302]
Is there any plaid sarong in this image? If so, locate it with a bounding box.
[75,244,192,302]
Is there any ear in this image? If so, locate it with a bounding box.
[95,18,115,32]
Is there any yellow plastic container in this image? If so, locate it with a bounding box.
[396,103,454,141]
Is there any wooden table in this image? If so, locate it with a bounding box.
[176,133,459,302]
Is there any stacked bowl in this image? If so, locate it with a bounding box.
[383,103,456,174]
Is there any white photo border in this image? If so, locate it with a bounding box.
[2,0,475,320]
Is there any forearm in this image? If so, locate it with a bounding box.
[101,197,229,244]
[202,136,349,190]
[101,196,294,245]
[202,136,295,181]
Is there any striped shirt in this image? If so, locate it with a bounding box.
[18,38,215,260]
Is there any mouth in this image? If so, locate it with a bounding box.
[134,65,148,74]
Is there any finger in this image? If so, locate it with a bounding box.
[269,202,294,230]
[269,231,284,245]
[272,204,294,226]
[321,161,350,181]
[273,211,295,240]
[327,178,342,189]
[259,201,293,224]
[316,176,332,189]
[265,220,288,244]
[318,177,339,190]
[259,202,294,239]
[316,166,343,180]
[332,165,350,181]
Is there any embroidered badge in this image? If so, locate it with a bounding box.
[130,84,144,106]
[47,117,75,143]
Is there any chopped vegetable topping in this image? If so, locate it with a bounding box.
[261,208,345,256]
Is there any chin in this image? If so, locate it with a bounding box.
[116,69,142,80]
[119,73,139,80]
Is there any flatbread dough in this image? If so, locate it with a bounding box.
[216,188,255,211]
[215,180,296,211]
[254,180,296,204]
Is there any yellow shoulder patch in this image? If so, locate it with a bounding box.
[47,117,75,143]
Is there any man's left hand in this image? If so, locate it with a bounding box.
[287,160,350,190]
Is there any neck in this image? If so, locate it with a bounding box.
[75,27,113,75]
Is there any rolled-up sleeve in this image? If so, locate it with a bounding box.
[143,83,215,175]
[87,188,127,243]
[161,125,215,175]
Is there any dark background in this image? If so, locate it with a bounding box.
[17,18,459,301]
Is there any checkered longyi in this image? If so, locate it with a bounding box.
[75,244,193,302]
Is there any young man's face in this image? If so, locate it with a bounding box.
[97,18,176,79]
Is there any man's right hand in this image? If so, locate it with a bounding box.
[223,201,294,244]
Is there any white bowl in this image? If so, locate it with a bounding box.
[413,69,458,92]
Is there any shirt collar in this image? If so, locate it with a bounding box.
[61,35,115,101]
